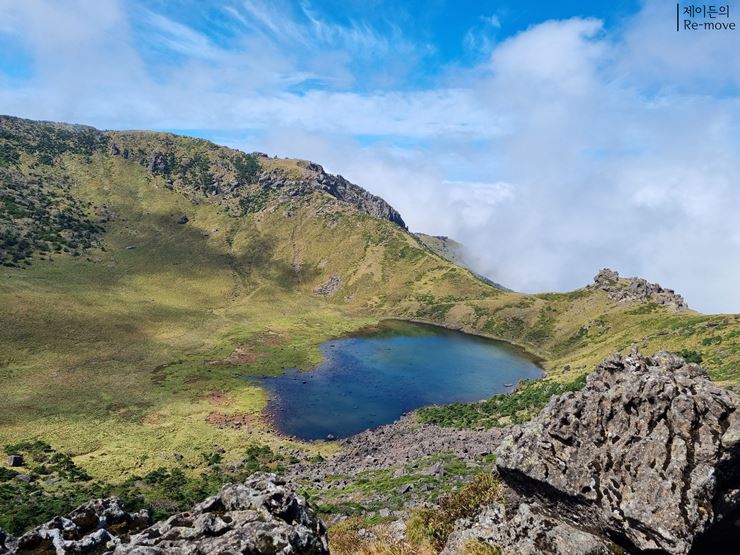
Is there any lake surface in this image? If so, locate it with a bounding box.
[255,320,543,440]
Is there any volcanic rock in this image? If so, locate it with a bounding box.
[257,161,407,229]
[443,498,618,555]
[592,268,688,311]
[117,472,328,554]
[313,274,341,297]
[495,351,739,554]
[6,498,149,554]
[2,473,328,555]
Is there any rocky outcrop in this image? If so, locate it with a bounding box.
[146,152,168,174]
[118,473,329,554]
[257,161,407,229]
[2,473,329,555]
[4,498,150,554]
[313,274,341,297]
[592,268,688,311]
[492,351,739,555]
[0,529,11,554]
[312,170,407,229]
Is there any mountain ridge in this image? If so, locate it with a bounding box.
[1,115,408,267]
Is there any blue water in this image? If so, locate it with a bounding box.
[254,321,542,440]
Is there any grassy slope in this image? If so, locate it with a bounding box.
[1,119,738,490]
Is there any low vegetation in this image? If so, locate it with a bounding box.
[417,374,588,429]
[330,517,436,555]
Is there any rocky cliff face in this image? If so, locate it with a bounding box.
[591,268,689,311]
[0,473,329,555]
[447,351,739,555]
[256,160,407,229]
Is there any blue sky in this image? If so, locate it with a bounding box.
[1,1,740,312]
[117,0,642,92]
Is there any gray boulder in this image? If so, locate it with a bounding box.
[115,473,329,554]
[0,529,11,554]
[442,499,618,555]
[495,351,739,554]
[3,473,328,555]
[7,497,149,554]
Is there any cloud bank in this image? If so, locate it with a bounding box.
[1,0,739,312]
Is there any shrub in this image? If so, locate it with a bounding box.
[676,349,703,364]
[417,374,587,429]
[460,540,502,555]
[233,153,260,183]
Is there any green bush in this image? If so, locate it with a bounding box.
[417,374,587,429]
[676,349,703,364]
[233,153,260,183]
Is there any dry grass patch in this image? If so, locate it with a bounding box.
[407,473,502,551]
[330,517,436,555]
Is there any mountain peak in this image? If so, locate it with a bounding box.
[591,268,688,311]
[255,158,407,229]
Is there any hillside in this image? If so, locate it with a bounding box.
[415,232,510,291]
[414,234,466,266]
[1,115,739,539]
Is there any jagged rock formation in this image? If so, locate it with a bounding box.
[1,498,150,554]
[485,351,739,555]
[592,268,688,311]
[117,141,407,229]
[256,160,407,229]
[1,473,329,555]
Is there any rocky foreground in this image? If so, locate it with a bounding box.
[1,351,737,554]
[0,473,329,554]
[445,351,739,554]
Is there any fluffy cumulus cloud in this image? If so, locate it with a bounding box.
[1,0,739,312]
